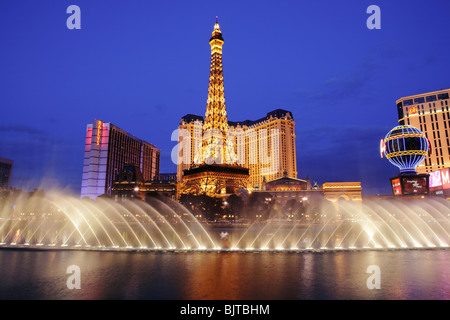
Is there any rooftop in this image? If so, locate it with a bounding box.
[180,109,294,127]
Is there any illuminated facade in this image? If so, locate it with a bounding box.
[429,167,450,198]
[81,120,160,199]
[397,88,450,174]
[322,182,362,202]
[177,20,297,195]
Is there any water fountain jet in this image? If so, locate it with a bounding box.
[0,191,448,253]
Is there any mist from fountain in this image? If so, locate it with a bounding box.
[0,190,449,252]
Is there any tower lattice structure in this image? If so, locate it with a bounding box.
[202,19,230,165]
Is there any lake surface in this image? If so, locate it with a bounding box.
[0,248,448,300]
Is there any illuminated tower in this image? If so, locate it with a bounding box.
[203,18,229,164]
[177,19,298,195]
[179,19,249,197]
[204,18,227,134]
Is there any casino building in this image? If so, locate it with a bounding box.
[177,19,297,196]
[396,88,450,174]
[81,120,160,199]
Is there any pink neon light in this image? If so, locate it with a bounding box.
[429,170,442,188]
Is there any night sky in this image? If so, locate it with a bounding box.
[1,0,449,195]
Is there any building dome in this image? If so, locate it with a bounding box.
[380,125,430,175]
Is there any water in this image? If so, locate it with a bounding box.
[0,249,448,300]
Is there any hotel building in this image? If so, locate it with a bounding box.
[81,119,160,199]
[178,110,297,189]
[396,88,450,174]
[177,20,297,194]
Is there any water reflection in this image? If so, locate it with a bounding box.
[0,250,448,299]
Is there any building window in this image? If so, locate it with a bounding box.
[426,95,437,102]
[403,99,414,106]
[438,93,449,100]
[414,97,425,104]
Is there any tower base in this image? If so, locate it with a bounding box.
[181,164,249,197]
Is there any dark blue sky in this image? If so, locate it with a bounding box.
[1,0,449,195]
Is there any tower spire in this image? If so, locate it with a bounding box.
[202,19,228,164]
[204,19,227,134]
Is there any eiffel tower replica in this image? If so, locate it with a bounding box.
[181,18,249,197]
